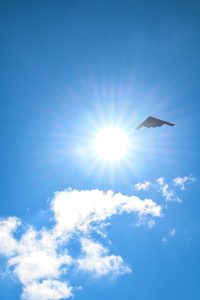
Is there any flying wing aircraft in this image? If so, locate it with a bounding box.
[135,116,175,130]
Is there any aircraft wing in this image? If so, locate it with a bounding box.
[135,116,175,130]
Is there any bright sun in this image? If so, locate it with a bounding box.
[93,126,130,162]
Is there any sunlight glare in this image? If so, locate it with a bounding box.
[93,126,130,162]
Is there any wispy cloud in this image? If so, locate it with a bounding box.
[132,216,156,229]
[156,177,179,202]
[162,228,176,243]
[173,175,195,190]
[134,175,195,203]
[134,181,151,191]
[0,189,161,300]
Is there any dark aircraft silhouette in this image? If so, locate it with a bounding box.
[135,116,175,130]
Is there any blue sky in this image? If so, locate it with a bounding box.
[0,1,200,299]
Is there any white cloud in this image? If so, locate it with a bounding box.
[8,226,72,285]
[134,181,151,191]
[0,174,196,299]
[0,217,21,256]
[52,189,161,236]
[21,279,72,300]
[9,249,71,285]
[77,238,131,277]
[0,221,73,300]
[0,189,163,299]
[173,176,195,190]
